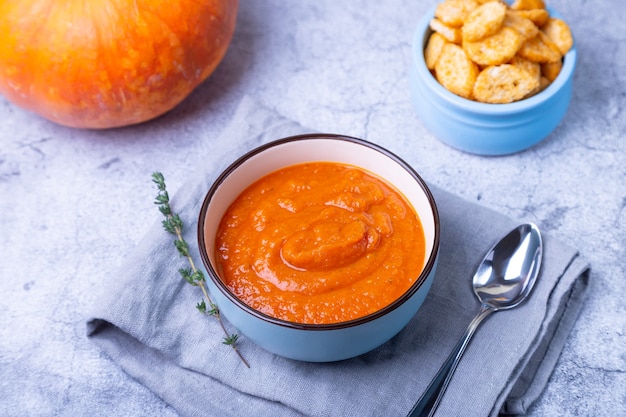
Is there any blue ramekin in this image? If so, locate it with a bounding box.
[409,5,577,155]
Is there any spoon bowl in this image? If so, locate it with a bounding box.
[473,223,542,310]
[409,223,543,416]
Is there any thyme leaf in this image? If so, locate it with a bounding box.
[152,172,250,368]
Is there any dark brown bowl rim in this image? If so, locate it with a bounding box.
[197,133,440,331]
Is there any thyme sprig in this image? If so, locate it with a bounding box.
[152,172,249,368]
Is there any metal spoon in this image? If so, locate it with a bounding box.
[408,223,543,417]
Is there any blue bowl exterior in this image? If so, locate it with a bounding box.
[409,6,577,155]
[197,135,441,362]
[205,251,439,362]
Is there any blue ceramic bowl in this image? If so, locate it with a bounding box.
[197,134,440,362]
[409,6,577,155]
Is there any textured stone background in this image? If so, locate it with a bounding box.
[1,0,624,415]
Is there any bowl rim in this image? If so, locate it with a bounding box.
[197,133,441,331]
[412,4,577,115]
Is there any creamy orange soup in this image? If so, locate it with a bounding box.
[214,162,426,324]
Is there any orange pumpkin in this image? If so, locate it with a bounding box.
[0,0,238,129]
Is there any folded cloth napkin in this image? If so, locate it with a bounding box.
[87,96,590,417]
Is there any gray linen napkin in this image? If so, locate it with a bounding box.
[87,96,590,417]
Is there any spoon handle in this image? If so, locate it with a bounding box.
[407,304,496,417]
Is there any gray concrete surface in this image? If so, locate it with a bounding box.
[1,0,624,415]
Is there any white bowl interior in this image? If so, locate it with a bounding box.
[203,137,437,278]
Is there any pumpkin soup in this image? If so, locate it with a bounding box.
[214,162,426,324]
